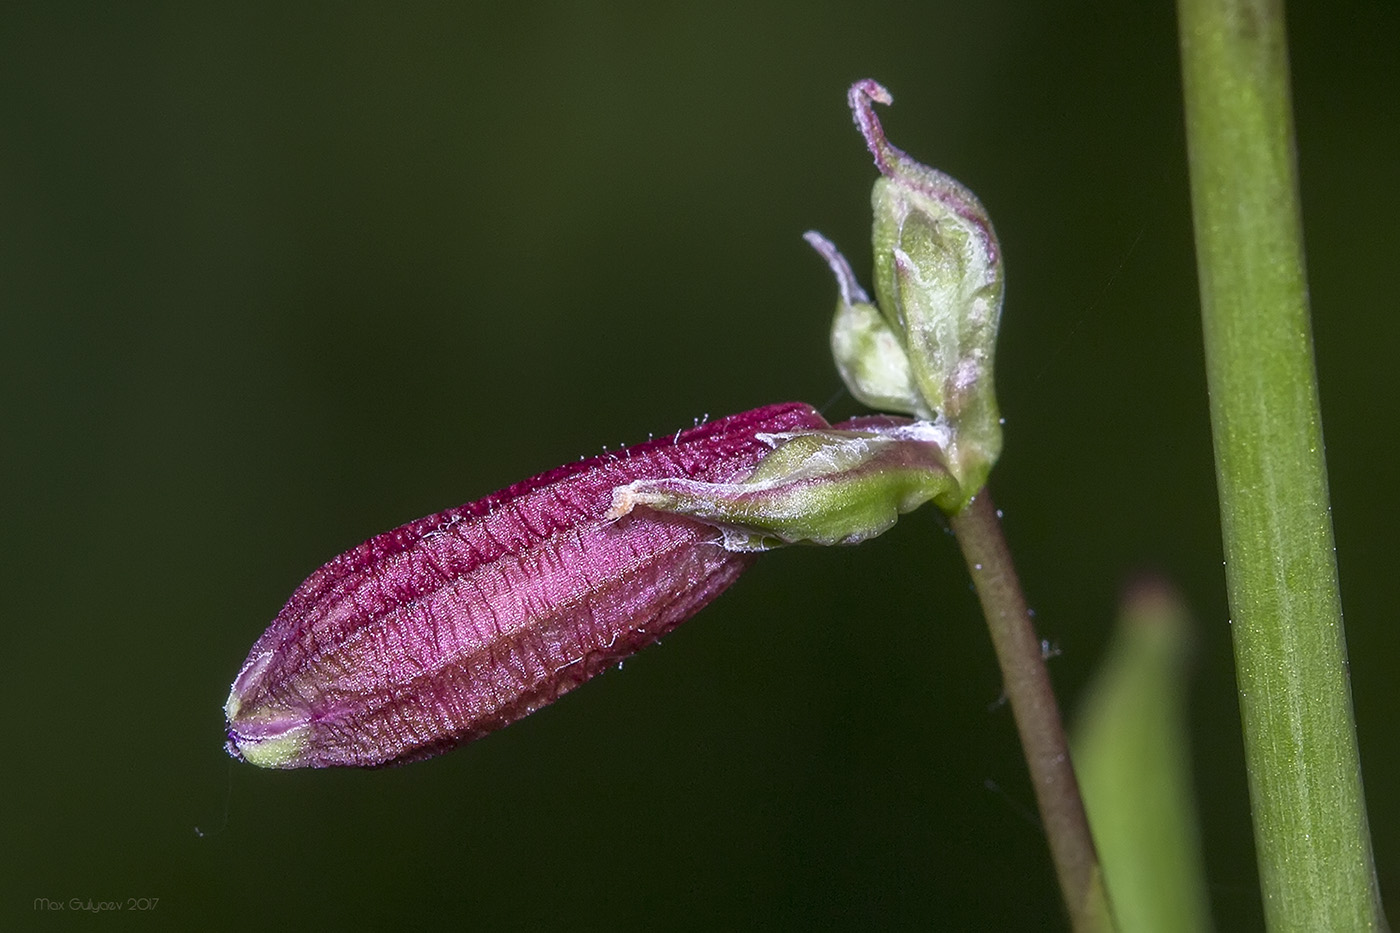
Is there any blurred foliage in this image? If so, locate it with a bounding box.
[1073,581,1211,933]
[3,3,1396,929]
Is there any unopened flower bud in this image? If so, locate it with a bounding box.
[805,231,925,419]
[225,403,828,768]
[807,79,1005,503]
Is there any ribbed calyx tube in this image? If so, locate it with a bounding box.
[225,403,827,768]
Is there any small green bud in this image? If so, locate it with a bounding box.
[807,80,1005,507]
[805,231,926,419]
[608,416,958,551]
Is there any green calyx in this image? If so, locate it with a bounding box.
[624,80,1007,545]
[807,79,1005,504]
[608,420,959,552]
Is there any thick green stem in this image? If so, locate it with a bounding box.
[1177,0,1386,928]
[950,490,1107,932]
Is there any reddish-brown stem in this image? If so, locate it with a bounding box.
[949,488,1104,931]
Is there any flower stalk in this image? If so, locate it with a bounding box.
[806,79,1105,928]
[950,491,1108,932]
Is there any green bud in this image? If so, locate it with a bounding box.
[805,231,926,419]
[608,416,958,551]
[807,80,1005,506]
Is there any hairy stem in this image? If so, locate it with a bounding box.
[950,490,1106,931]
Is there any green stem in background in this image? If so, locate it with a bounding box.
[950,491,1109,933]
[1177,1,1387,928]
[1072,581,1213,933]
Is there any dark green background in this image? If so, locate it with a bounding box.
[5,3,1396,929]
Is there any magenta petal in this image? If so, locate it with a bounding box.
[225,402,829,768]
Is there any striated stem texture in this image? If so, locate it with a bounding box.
[1178,0,1387,927]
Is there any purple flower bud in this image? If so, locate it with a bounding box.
[226,402,829,768]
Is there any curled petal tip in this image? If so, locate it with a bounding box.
[847,79,904,178]
[803,230,870,307]
[848,78,892,107]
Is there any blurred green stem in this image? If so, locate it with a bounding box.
[1177,0,1387,928]
[1073,581,1212,933]
[950,491,1108,932]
